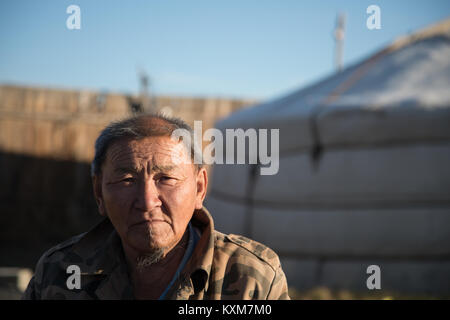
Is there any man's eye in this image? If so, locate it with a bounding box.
[158,176,176,184]
[121,177,135,183]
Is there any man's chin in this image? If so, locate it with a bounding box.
[127,222,167,243]
[127,234,169,254]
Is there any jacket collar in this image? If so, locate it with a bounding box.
[157,207,216,299]
[180,207,216,295]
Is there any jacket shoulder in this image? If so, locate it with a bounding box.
[40,233,87,261]
[214,231,281,272]
[29,232,88,291]
[38,218,111,264]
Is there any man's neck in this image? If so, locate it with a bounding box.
[123,228,190,300]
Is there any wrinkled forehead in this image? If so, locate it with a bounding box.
[104,136,192,170]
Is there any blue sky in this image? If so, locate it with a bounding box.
[0,0,449,100]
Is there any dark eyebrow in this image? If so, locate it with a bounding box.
[151,164,176,173]
[114,167,138,175]
[113,165,177,175]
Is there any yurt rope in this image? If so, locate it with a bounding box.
[309,47,390,170]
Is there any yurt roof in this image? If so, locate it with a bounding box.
[216,18,450,154]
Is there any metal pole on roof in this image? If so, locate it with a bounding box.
[139,68,150,112]
[334,13,346,72]
[137,66,155,113]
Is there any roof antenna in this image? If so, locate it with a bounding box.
[137,66,153,112]
[333,13,346,72]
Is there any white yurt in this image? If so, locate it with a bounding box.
[204,18,450,297]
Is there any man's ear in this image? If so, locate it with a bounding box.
[195,167,208,210]
[92,174,106,216]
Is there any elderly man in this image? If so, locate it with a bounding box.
[22,114,290,300]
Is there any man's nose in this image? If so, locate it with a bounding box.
[135,178,162,211]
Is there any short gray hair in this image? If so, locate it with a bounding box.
[91,113,203,176]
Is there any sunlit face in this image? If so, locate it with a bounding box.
[93,136,207,255]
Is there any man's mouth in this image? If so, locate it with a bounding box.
[130,219,167,227]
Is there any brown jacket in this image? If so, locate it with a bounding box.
[22,207,290,300]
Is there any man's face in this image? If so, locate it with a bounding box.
[93,136,207,255]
